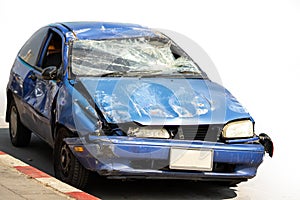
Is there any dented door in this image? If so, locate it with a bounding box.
[24,71,58,144]
[13,28,62,145]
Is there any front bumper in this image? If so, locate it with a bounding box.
[65,136,265,181]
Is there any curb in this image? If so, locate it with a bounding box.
[0,150,100,200]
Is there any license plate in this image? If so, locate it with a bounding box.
[169,148,213,171]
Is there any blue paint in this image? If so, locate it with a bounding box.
[79,77,251,125]
[65,136,264,180]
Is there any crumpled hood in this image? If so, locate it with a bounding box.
[77,78,251,125]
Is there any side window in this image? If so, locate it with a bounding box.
[18,28,48,66]
[40,31,63,69]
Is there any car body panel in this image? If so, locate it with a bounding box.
[59,22,156,40]
[8,57,59,145]
[78,77,251,125]
[55,80,100,136]
[65,136,264,180]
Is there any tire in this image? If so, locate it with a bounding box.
[9,103,31,147]
[53,127,89,189]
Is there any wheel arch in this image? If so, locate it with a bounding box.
[53,123,78,143]
[6,90,14,122]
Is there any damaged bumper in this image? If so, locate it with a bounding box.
[65,136,266,181]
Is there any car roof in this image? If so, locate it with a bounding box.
[50,22,157,40]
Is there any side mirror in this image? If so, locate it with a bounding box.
[42,66,57,80]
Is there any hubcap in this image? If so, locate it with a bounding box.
[10,106,18,138]
[60,143,71,176]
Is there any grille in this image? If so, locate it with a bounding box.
[175,124,223,142]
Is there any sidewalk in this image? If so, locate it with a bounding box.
[0,151,100,200]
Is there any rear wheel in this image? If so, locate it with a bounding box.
[9,103,31,147]
[53,127,89,189]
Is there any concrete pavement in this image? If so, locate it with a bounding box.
[0,151,100,200]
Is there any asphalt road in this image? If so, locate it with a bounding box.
[0,128,297,199]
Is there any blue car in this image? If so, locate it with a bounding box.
[6,22,273,189]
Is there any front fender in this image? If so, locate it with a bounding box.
[55,81,100,136]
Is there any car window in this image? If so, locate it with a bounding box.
[40,31,62,69]
[71,36,206,78]
[19,27,48,67]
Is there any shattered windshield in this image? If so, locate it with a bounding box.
[71,36,206,78]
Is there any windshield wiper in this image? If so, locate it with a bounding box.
[100,71,127,77]
[128,70,163,77]
[176,70,202,75]
[100,70,163,77]
[171,71,208,79]
[99,70,207,79]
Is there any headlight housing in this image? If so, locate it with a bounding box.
[222,120,254,139]
[128,127,170,139]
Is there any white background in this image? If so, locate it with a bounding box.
[0,0,299,199]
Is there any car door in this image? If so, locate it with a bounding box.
[17,28,63,146]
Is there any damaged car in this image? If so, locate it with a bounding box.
[6,22,273,189]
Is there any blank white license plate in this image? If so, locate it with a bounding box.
[169,148,213,171]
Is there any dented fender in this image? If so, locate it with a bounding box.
[55,81,101,136]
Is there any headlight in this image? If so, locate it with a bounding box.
[222,120,254,139]
[128,127,170,139]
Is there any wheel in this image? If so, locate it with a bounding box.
[9,103,31,147]
[53,127,89,189]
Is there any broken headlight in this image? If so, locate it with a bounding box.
[127,127,170,139]
[222,120,254,139]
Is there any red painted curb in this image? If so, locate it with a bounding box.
[67,191,101,200]
[0,151,101,200]
[14,166,51,178]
